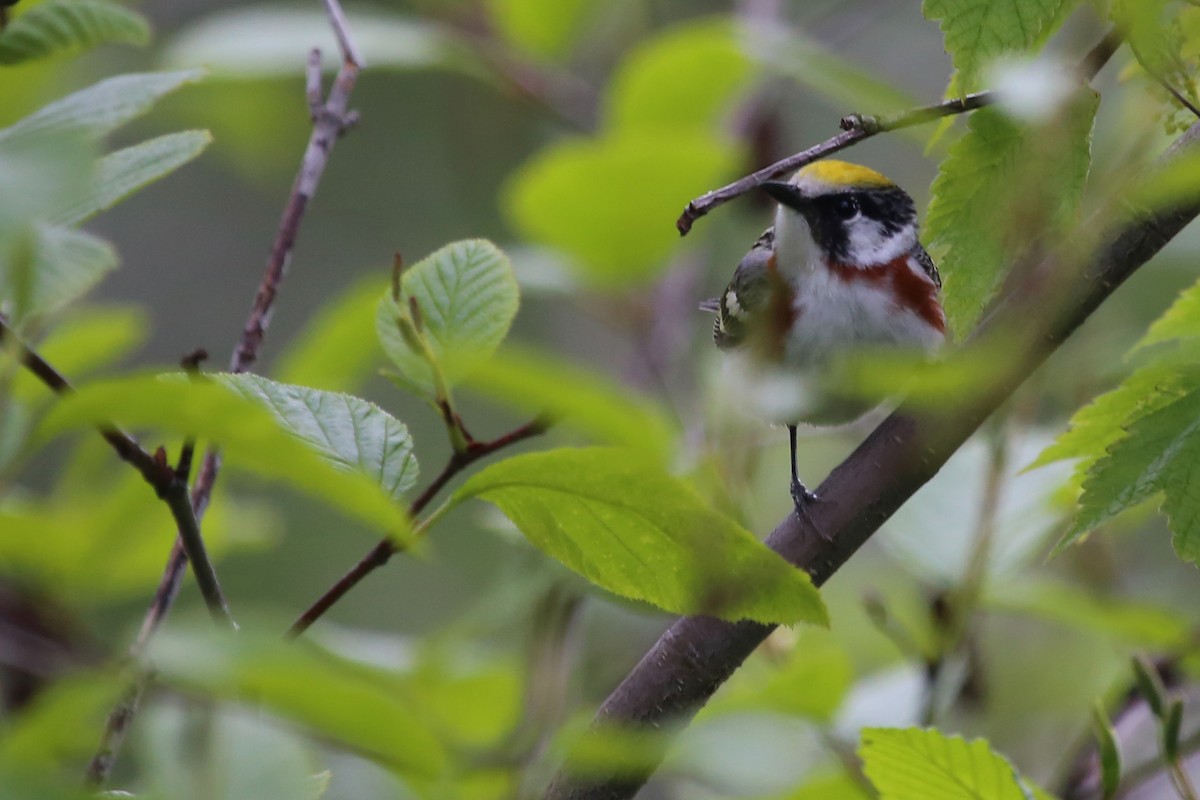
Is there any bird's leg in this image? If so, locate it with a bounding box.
[788,424,819,509]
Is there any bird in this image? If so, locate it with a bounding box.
[700,159,945,521]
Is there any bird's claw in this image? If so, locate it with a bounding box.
[790,480,830,541]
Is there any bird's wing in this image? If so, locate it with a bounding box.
[711,227,777,350]
[911,243,941,289]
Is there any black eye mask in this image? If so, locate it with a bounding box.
[807,188,917,263]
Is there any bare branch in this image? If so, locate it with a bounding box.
[87,0,368,786]
[541,120,1200,800]
[288,415,553,638]
[676,27,1121,235]
[0,319,231,626]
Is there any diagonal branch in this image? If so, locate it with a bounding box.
[675,26,1122,235]
[287,414,552,638]
[542,121,1200,800]
[133,0,366,652]
[85,0,367,788]
[0,318,232,626]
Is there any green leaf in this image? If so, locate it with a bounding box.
[505,132,739,285]
[0,69,204,141]
[1092,703,1122,800]
[0,127,93,236]
[6,223,118,322]
[860,727,1037,799]
[452,447,827,625]
[1071,380,1200,564]
[1028,365,1190,477]
[0,462,273,605]
[52,130,212,226]
[149,628,447,778]
[922,0,1078,93]
[376,239,519,401]
[925,95,1097,336]
[276,275,386,393]
[606,19,755,135]
[162,7,483,80]
[465,345,676,462]
[213,374,419,501]
[0,0,150,65]
[704,632,852,722]
[1163,698,1184,761]
[774,772,874,800]
[1133,274,1200,354]
[484,0,599,60]
[10,306,147,403]
[1132,656,1167,717]
[35,374,412,539]
[985,577,1191,648]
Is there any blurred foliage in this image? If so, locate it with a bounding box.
[7,0,1200,799]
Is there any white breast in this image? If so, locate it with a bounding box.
[784,266,943,367]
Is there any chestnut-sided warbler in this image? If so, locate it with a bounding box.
[701,160,945,518]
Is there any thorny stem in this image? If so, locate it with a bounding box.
[675,26,1122,235]
[287,415,552,638]
[86,0,367,788]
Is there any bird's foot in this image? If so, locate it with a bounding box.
[790,480,831,542]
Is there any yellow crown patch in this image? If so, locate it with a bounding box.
[795,160,894,189]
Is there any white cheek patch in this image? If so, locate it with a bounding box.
[845,218,913,265]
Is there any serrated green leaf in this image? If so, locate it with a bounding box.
[1134,274,1200,354]
[276,275,386,393]
[860,727,1036,800]
[1071,380,1200,563]
[162,7,482,80]
[0,70,204,141]
[505,132,739,285]
[0,0,150,65]
[52,130,211,226]
[452,447,827,625]
[34,374,412,539]
[1028,364,1190,477]
[465,345,676,462]
[607,19,755,135]
[149,628,447,778]
[923,0,1078,93]
[925,95,1097,336]
[485,0,598,60]
[6,223,118,322]
[213,374,419,501]
[376,239,519,401]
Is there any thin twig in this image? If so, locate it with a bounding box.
[86,0,367,788]
[0,319,231,626]
[287,415,552,638]
[676,26,1122,235]
[131,0,364,654]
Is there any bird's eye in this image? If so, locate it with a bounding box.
[834,196,860,219]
